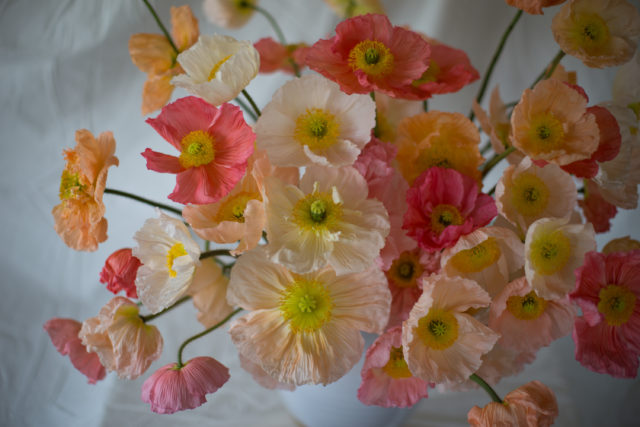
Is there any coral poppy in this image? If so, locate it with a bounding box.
[99,248,141,298]
[143,96,255,205]
[505,0,566,14]
[141,356,230,414]
[52,129,118,251]
[579,179,618,233]
[305,14,430,98]
[254,37,307,74]
[403,167,497,252]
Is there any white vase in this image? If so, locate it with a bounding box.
[278,333,414,427]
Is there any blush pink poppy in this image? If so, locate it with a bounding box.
[305,14,430,97]
[141,356,230,414]
[142,96,254,205]
[99,248,141,298]
[579,179,618,233]
[403,167,497,252]
[43,318,106,384]
[358,326,429,408]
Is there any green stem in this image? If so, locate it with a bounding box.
[480,141,492,155]
[204,240,210,251]
[469,9,523,121]
[250,4,287,45]
[242,89,261,117]
[530,50,566,89]
[481,146,516,178]
[470,374,502,403]
[422,100,429,112]
[140,295,190,322]
[234,96,258,121]
[142,0,179,54]
[104,188,182,216]
[200,249,234,259]
[487,183,497,196]
[176,307,242,367]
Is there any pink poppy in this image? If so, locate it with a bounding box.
[579,180,618,233]
[505,0,566,14]
[305,14,430,98]
[561,105,621,178]
[571,250,640,378]
[404,39,479,99]
[43,318,106,384]
[142,96,254,205]
[403,167,497,252]
[99,248,141,298]
[358,326,429,408]
[141,356,230,414]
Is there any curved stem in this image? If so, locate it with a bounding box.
[242,89,261,118]
[142,0,179,54]
[250,4,287,45]
[177,307,243,367]
[481,146,516,178]
[422,100,429,113]
[470,374,502,403]
[104,188,182,216]
[234,96,258,121]
[140,295,190,322]
[469,9,523,121]
[530,50,566,89]
[200,249,234,259]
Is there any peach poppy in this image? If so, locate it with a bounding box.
[143,96,255,205]
[99,248,141,299]
[602,236,640,254]
[358,326,429,408]
[227,246,390,385]
[402,274,499,384]
[505,0,566,14]
[141,356,230,414]
[511,79,599,166]
[129,5,199,115]
[323,0,385,18]
[441,226,524,298]
[43,318,106,384]
[496,156,577,238]
[265,165,389,275]
[552,0,640,68]
[187,258,233,328]
[254,37,308,74]
[468,380,559,426]
[396,111,483,185]
[305,14,430,97]
[79,297,163,380]
[372,93,423,143]
[524,216,596,299]
[203,0,257,29]
[489,277,575,353]
[255,74,376,168]
[238,353,295,391]
[52,129,118,252]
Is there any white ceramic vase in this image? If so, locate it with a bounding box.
[278,333,414,427]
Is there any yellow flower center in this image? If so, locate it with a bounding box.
[166,242,188,278]
[294,108,340,151]
[570,13,611,52]
[280,279,333,333]
[449,237,502,274]
[348,40,394,77]
[529,230,572,275]
[386,251,424,288]
[506,291,547,320]
[628,102,640,121]
[215,191,262,223]
[412,59,441,86]
[179,130,215,169]
[510,172,550,217]
[207,54,233,81]
[430,204,464,234]
[382,346,413,379]
[417,308,459,350]
[59,169,86,201]
[292,186,343,233]
[597,284,636,326]
[526,112,565,155]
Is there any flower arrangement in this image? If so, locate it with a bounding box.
[44,0,640,425]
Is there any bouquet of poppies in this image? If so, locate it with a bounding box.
[44,0,640,424]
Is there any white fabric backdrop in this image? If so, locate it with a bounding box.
[1,0,639,426]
